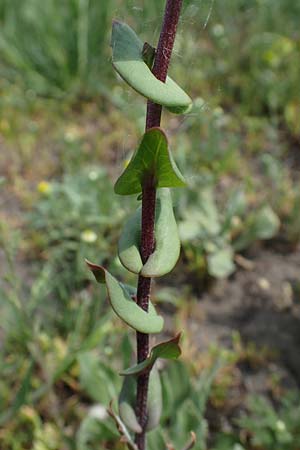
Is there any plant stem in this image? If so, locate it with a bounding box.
[135,1,183,449]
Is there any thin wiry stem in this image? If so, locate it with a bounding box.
[135,1,183,449]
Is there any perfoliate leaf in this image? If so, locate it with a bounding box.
[119,377,142,433]
[118,208,143,274]
[114,128,186,196]
[142,188,181,277]
[86,261,164,333]
[142,42,156,69]
[146,367,163,431]
[111,21,192,114]
[120,333,181,376]
[118,367,162,433]
[118,188,181,277]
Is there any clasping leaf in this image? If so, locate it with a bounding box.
[120,333,181,376]
[86,261,164,334]
[119,367,162,432]
[111,21,192,114]
[114,128,186,196]
[118,188,181,277]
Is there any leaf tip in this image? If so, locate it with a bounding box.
[85,259,105,283]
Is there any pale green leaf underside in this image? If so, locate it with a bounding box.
[120,333,181,376]
[86,261,163,333]
[118,376,142,433]
[114,127,186,196]
[119,367,162,432]
[111,21,192,114]
[118,188,181,277]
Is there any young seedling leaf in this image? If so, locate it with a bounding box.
[111,21,192,114]
[114,128,186,196]
[118,367,162,433]
[118,188,181,277]
[120,333,181,376]
[86,261,164,334]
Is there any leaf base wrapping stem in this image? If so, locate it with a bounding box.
[135,1,184,448]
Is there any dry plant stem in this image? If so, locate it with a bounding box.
[135,1,183,449]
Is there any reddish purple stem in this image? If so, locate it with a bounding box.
[135,1,183,449]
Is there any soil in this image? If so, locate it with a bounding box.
[193,245,300,380]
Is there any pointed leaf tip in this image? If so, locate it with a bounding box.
[120,332,182,376]
[85,259,105,283]
[115,128,186,196]
[89,265,164,333]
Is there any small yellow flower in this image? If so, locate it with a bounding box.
[37,181,52,195]
[81,229,97,243]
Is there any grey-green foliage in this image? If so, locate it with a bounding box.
[118,188,181,278]
[111,21,192,114]
[178,183,279,278]
[236,393,300,450]
[87,18,192,445]
[29,167,127,303]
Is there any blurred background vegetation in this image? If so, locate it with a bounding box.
[0,0,300,449]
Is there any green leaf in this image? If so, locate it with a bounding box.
[118,188,181,277]
[120,333,181,376]
[111,21,192,114]
[114,128,186,196]
[86,261,164,333]
[234,205,280,251]
[118,367,162,433]
[142,188,181,277]
[118,376,142,433]
[146,367,163,431]
[0,360,34,426]
[108,402,138,450]
[251,206,280,239]
[78,352,119,404]
[118,207,143,274]
[207,247,235,279]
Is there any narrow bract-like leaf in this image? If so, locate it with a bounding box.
[86,261,164,334]
[120,333,181,376]
[111,21,192,114]
[118,188,181,277]
[118,367,162,433]
[114,128,186,196]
